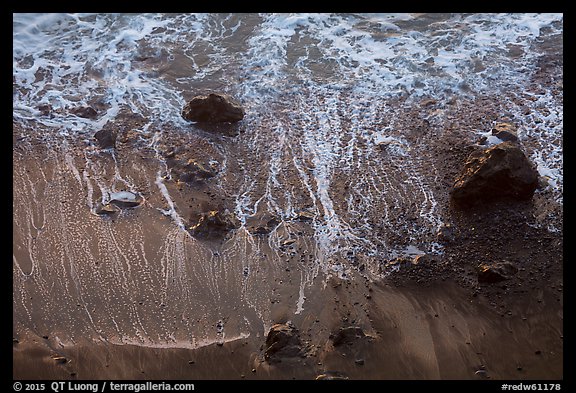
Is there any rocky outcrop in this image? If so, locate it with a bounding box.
[182,93,244,123]
[451,142,539,206]
[188,210,236,239]
[478,261,518,283]
[264,323,304,362]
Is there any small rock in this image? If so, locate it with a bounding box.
[94,127,117,149]
[478,261,518,283]
[491,122,519,143]
[295,210,315,221]
[171,160,217,183]
[421,98,437,107]
[71,105,98,119]
[95,203,119,215]
[315,371,349,380]
[109,191,144,208]
[38,104,52,116]
[332,326,366,347]
[437,223,456,243]
[355,358,365,366]
[51,355,67,364]
[188,210,237,239]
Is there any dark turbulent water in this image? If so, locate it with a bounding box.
[13,13,563,348]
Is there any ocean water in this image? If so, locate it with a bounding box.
[13,13,563,346]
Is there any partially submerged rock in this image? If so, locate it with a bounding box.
[478,261,518,283]
[451,142,539,206]
[264,323,304,362]
[182,93,244,123]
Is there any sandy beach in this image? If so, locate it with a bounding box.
[13,13,563,382]
[13,97,563,380]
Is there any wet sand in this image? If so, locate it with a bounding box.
[12,273,564,380]
[12,97,563,380]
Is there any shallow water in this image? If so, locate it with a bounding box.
[13,13,563,348]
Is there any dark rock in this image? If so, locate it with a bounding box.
[382,256,417,271]
[477,261,518,283]
[331,326,366,347]
[188,210,236,239]
[451,142,539,206]
[94,128,117,149]
[491,122,519,143]
[182,93,244,123]
[71,106,98,119]
[169,159,217,183]
[109,191,144,208]
[355,358,365,366]
[264,323,304,362]
[437,223,457,243]
[37,104,52,116]
[248,216,280,235]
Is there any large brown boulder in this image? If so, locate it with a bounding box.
[451,142,539,206]
[182,93,244,123]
